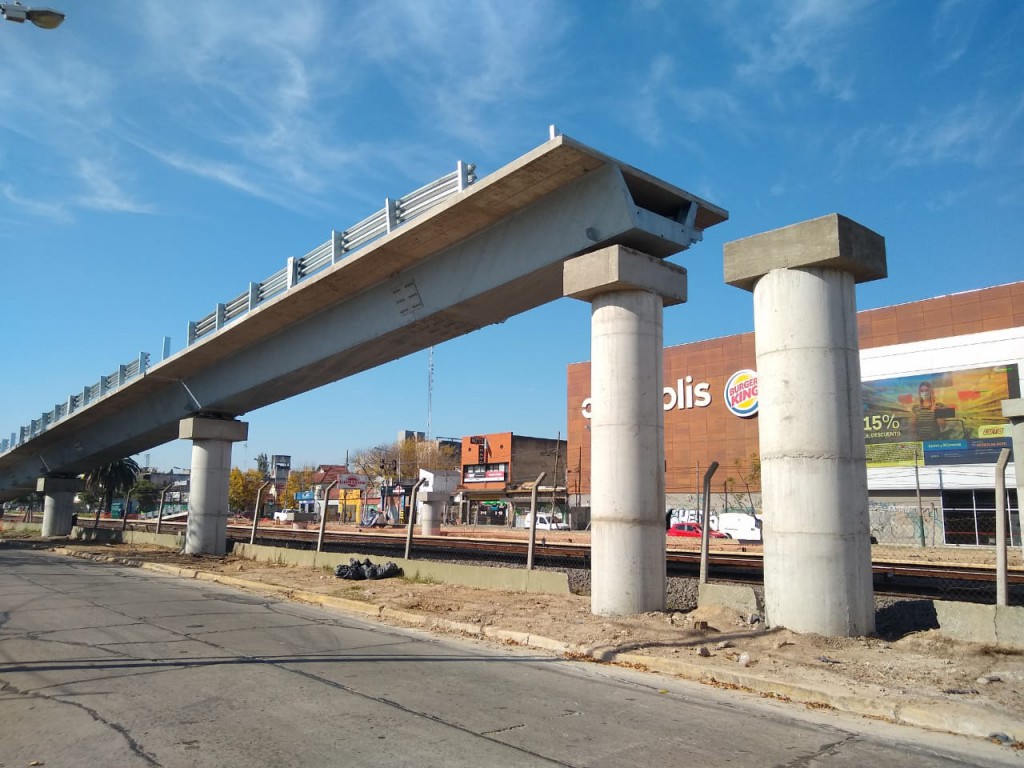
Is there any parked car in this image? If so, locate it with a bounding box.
[667,522,728,538]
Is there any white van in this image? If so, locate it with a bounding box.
[521,513,569,531]
[714,512,762,541]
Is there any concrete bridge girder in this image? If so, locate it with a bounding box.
[0,135,727,504]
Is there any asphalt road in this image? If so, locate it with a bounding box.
[0,548,1016,768]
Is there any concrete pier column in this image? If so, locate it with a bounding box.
[37,476,83,537]
[725,214,886,637]
[418,491,446,536]
[565,245,686,615]
[180,416,249,555]
[1001,399,1024,550]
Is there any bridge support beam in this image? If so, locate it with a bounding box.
[725,214,886,637]
[565,245,686,615]
[37,476,83,537]
[180,416,249,555]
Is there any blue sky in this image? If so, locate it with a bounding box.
[1,0,1021,473]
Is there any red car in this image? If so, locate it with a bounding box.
[667,522,728,538]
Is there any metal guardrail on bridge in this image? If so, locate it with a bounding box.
[186,161,476,345]
[0,161,476,457]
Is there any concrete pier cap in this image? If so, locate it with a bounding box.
[724,213,886,291]
[723,213,886,638]
[179,416,249,443]
[36,476,83,495]
[564,245,687,304]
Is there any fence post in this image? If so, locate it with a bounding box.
[699,462,720,584]
[403,479,427,560]
[527,472,546,571]
[995,448,1011,607]
[250,480,272,545]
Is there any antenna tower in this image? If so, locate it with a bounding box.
[427,347,434,440]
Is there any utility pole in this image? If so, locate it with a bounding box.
[426,347,434,440]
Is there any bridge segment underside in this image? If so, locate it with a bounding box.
[0,135,726,500]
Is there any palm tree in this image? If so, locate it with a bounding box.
[82,457,140,527]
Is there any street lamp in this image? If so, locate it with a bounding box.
[1,2,65,29]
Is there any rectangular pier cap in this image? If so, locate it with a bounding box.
[724,213,886,292]
[564,245,687,306]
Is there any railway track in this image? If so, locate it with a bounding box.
[89,519,1024,603]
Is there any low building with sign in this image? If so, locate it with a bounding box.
[309,464,366,523]
[566,281,1023,547]
[456,433,569,525]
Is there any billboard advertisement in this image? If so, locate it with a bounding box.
[862,364,1019,467]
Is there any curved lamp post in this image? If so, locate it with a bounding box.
[1,2,65,29]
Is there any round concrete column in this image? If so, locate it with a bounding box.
[589,289,667,615]
[180,417,249,555]
[754,267,875,635]
[37,476,82,537]
[725,214,886,637]
[418,491,446,536]
[564,245,685,616]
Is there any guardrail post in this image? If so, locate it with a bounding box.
[333,229,347,260]
[248,282,259,311]
[286,256,299,289]
[215,303,226,331]
[385,198,397,233]
[187,320,197,346]
[118,364,127,387]
[457,160,476,191]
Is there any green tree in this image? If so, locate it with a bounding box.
[229,468,266,515]
[255,452,270,479]
[82,457,140,524]
[132,478,160,514]
[283,465,315,509]
[76,488,101,514]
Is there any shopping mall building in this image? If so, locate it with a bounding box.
[566,281,1023,547]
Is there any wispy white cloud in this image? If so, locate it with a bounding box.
[0,184,70,222]
[350,0,571,148]
[722,0,878,101]
[628,53,744,150]
[128,1,362,197]
[930,0,978,71]
[75,160,156,215]
[884,93,1024,168]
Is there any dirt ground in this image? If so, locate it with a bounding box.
[31,536,1022,740]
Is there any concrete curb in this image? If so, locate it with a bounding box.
[53,548,1023,744]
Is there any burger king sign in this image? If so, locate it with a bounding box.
[724,369,759,418]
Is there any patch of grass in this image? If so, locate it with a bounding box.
[0,530,35,540]
[402,573,441,586]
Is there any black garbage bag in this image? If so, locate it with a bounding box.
[335,557,403,580]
